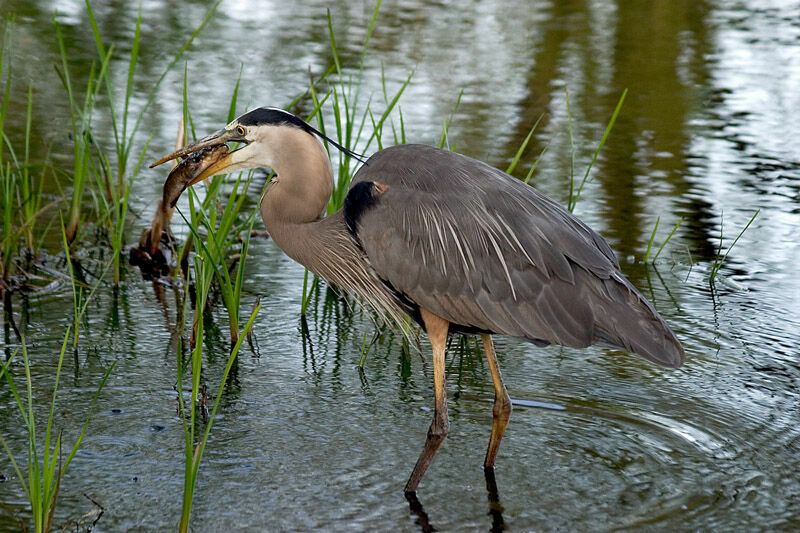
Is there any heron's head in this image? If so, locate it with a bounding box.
[150,107,362,188]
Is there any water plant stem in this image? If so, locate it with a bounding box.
[653,217,684,263]
[568,89,627,212]
[0,330,115,533]
[710,209,759,284]
[176,261,261,532]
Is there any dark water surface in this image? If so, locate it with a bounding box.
[1,0,799,531]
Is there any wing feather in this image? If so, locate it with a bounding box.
[348,144,684,366]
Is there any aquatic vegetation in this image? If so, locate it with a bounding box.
[0,0,747,528]
[566,87,628,212]
[84,0,220,283]
[318,1,410,213]
[158,72,260,346]
[0,25,53,291]
[297,0,410,312]
[1,158,15,290]
[15,84,49,257]
[437,89,463,151]
[0,330,114,533]
[710,209,759,284]
[54,16,107,247]
[176,257,260,533]
[645,216,686,264]
[505,113,545,182]
[1,0,222,293]
[61,221,112,350]
[182,179,257,347]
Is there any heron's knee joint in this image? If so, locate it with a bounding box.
[493,394,512,418]
[428,415,449,439]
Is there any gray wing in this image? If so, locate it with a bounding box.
[349,144,684,367]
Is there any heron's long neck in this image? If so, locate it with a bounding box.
[258,132,409,327]
[259,132,335,269]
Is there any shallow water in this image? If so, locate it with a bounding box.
[1,0,799,531]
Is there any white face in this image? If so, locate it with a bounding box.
[199,111,332,184]
[208,121,277,177]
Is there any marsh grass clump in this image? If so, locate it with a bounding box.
[175,255,260,533]
[1,6,237,526]
[79,1,220,283]
[181,179,257,348]
[296,1,411,313]
[150,71,262,347]
[1,0,222,306]
[53,17,103,248]
[0,330,114,533]
[0,23,56,296]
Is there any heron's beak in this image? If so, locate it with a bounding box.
[149,128,246,169]
[185,149,236,186]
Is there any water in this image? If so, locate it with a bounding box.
[2,0,800,530]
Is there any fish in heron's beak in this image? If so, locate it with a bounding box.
[150,127,249,206]
[161,144,230,208]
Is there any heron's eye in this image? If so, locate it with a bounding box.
[235,125,246,136]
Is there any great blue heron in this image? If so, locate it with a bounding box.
[151,107,685,493]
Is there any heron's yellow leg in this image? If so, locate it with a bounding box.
[405,308,450,493]
[482,334,512,467]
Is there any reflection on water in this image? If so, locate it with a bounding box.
[1,0,800,530]
[404,467,506,533]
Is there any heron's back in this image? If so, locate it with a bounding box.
[346,144,684,368]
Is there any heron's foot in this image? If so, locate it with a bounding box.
[405,413,449,493]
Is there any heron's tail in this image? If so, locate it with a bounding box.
[590,273,685,368]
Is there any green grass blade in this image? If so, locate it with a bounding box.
[21,340,36,479]
[506,113,543,175]
[126,1,222,156]
[62,360,116,473]
[179,301,260,532]
[233,218,254,318]
[84,0,107,58]
[0,346,16,380]
[122,4,142,146]
[21,83,36,251]
[399,106,406,144]
[43,327,72,507]
[301,268,311,316]
[0,19,12,165]
[710,209,759,283]
[359,0,382,70]
[523,145,548,184]
[364,69,413,154]
[644,216,659,263]
[571,88,627,211]
[227,67,242,123]
[326,9,343,76]
[183,64,196,142]
[1,347,27,426]
[0,432,30,500]
[565,87,576,211]
[0,349,34,505]
[194,301,261,467]
[438,90,463,149]
[653,216,684,262]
